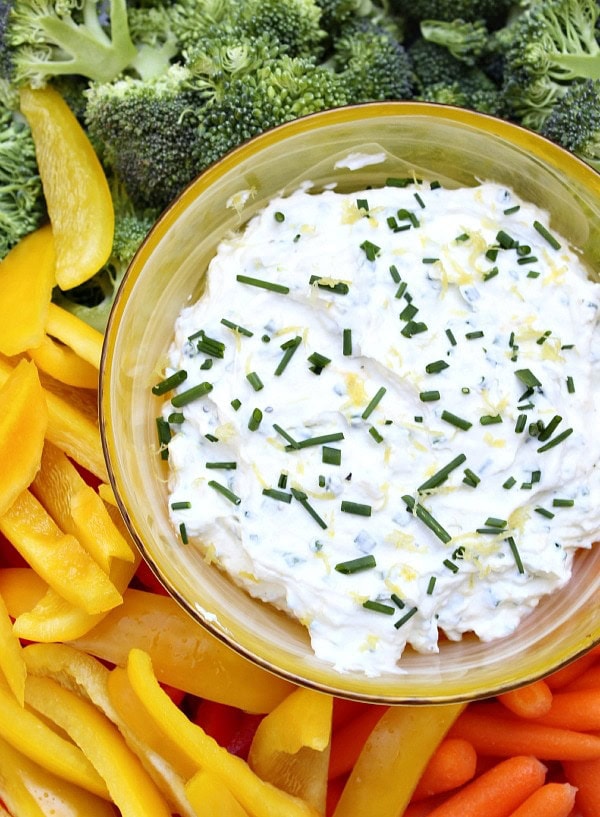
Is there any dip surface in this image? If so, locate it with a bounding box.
[159,180,600,676]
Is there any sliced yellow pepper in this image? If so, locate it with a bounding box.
[127,648,320,817]
[248,687,332,815]
[24,674,171,817]
[0,591,26,705]
[0,225,55,356]
[0,355,107,481]
[28,334,100,390]
[0,677,108,798]
[0,568,47,614]
[46,302,104,370]
[332,703,465,817]
[185,769,250,817]
[0,735,116,817]
[32,441,135,572]
[0,489,122,615]
[19,86,114,291]
[0,359,47,517]
[71,588,295,714]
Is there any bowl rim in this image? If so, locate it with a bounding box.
[100,100,600,703]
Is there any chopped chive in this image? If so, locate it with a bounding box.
[171,382,213,408]
[419,390,440,402]
[362,386,387,420]
[515,368,541,389]
[517,255,539,266]
[537,414,562,443]
[430,180,441,189]
[425,360,449,374]
[486,248,499,262]
[322,446,342,465]
[527,270,541,278]
[414,415,423,423]
[196,332,225,358]
[455,232,469,242]
[566,375,575,394]
[262,334,270,343]
[231,398,241,411]
[537,428,573,453]
[208,480,241,506]
[179,522,188,544]
[400,302,419,321]
[318,475,326,488]
[476,527,505,534]
[363,600,395,615]
[535,507,555,519]
[386,176,412,187]
[309,275,349,294]
[343,328,352,356]
[359,240,381,261]
[246,371,264,391]
[168,411,185,424]
[401,320,428,337]
[503,204,520,214]
[397,208,419,227]
[390,594,405,609]
[389,264,401,283]
[445,328,457,346]
[507,536,525,573]
[200,359,213,370]
[395,281,408,299]
[443,559,459,573]
[278,473,288,489]
[465,330,484,340]
[426,576,437,595]
[274,211,285,222]
[152,369,187,395]
[368,426,384,443]
[422,257,439,264]
[553,498,574,507]
[206,461,237,470]
[402,495,451,544]
[387,215,399,230]
[341,500,372,517]
[483,266,499,282]
[356,197,369,213]
[262,488,293,504]
[485,517,507,529]
[205,433,219,442]
[288,432,345,451]
[418,453,467,492]
[335,554,376,574]
[480,414,503,425]
[503,476,517,489]
[533,220,561,250]
[272,423,299,449]
[307,351,331,374]
[290,488,327,529]
[274,335,302,376]
[441,410,472,431]
[463,468,481,487]
[248,408,263,431]
[156,417,171,460]
[535,330,552,346]
[461,387,470,395]
[515,414,527,433]
[171,501,191,510]
[561,343,575,350]
[496,229,517,249]
[414,192,425,208]
[394,607,418,629]
[236,274,289,294]
[220,318,254,337]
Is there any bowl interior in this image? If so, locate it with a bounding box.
[101,102,600,703]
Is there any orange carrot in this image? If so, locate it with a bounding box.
[402,794,448,817]
[498,680,553,719]
[423,755,547,817]
[331,697,372,730]
[328,705,388,779]
[545,651,600,690]
[448,703,600,760]
[531,689,600,731]
[411,738,477,801]
[563,758,600,817]
[563,665,600,692]
[504,782,576,817]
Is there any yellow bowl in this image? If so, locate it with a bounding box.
[100,102,600,703]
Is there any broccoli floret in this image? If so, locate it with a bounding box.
[314,0,378,37]
[501,0,600,130]
[390,0,513,27]
[418,73,506,117]
[332,18,413,101]
[0,82,46,259]
[408,37,468,89]
[85,64,207,211]
[53,183,155,332]
[0,0,178,87]
[420,18,489,66]
[541,79,600,171]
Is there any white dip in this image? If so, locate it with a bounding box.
[158,180,600,676]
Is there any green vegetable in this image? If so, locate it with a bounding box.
[542,79,600,172]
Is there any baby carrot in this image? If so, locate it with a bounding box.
[545,651,600,690]
[562,758,600,817]
[531,688,600,731]
[328,705,388,779]
[411,738,477,801]
[497,680,553,719]
[563,664,600,691]
[423,756,546,817]
[448,703,600,760]
[504,782,576,817]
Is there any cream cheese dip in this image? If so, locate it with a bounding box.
[157,179,600,677]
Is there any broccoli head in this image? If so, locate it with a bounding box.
[0,0,178,87]
[541,79,600,171]
[390,0,513,27]
[502,0,600,129]
[0,83,46,259]
[408,37,468,90]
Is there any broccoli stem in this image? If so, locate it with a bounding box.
[551,53,600,81]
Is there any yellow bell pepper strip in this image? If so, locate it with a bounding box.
[248,687,333,815]
[0,225,56,356]
[0,355,107,481]
[71,588,295,714]
[0,591,26,705]
[19,86,114,291]
[28,334,100,390]
[127,648,320,817]
[185,769,250,817]
[0,735,49,817]
[98,482,117,505]
[0,676,108,798]
[0,735,117,817]
[46,302,104,370]
[0,489,122,615]
[32,441,135,572]
[332,703,466,817]
[0,568,46,616]
[24,674,171,817]
[0,359,47,518]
